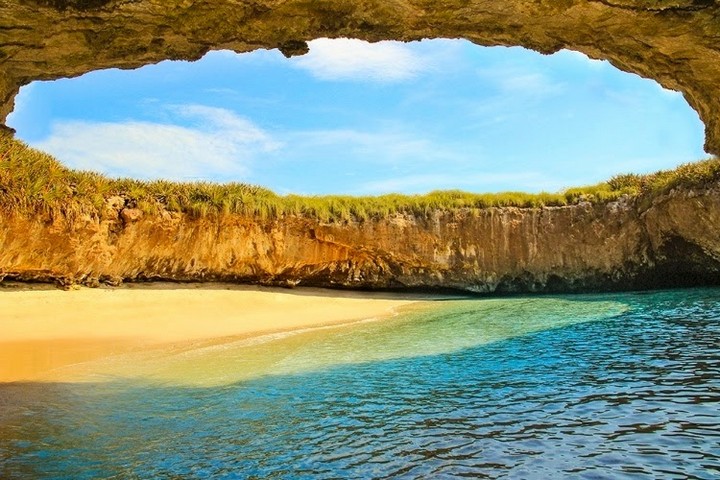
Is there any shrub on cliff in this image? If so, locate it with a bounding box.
[1,133,718,222]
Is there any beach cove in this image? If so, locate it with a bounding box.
[0,283,424,384]
[1,287,718,478]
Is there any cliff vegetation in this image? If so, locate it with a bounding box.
[2,133,720,292]
[2,134,718,222]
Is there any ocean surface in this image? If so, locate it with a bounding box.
[1,287,719,479]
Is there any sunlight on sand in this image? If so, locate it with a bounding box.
[0,283,423,383]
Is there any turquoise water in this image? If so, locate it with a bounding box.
[1,288,719,478]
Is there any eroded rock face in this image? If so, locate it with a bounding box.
[1,1,720,153]
[2,183,720,292]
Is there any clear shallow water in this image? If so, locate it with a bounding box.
[55,295,628,386]
[1,288,719,479]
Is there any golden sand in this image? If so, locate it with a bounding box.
[0,283,419,383]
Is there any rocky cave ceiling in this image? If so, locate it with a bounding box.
[1,0,719,154]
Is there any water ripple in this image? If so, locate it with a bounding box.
[1,288,719,479]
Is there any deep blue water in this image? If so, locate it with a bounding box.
[1,288,719,479]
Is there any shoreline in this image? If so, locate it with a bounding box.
[0,283,432,383]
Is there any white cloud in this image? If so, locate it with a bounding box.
[355,172,559,195]
[560,49,607,68]
[6,83,35,125]
[32,107,462,189]
[291,38,428,83]
[287,128,442,165]
[35,106,279,181]
[501,73,560,94]
[653,82,684,99]
[477,67,563,97]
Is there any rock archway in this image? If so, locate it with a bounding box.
[1,0,719,154]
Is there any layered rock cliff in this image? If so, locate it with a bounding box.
[2,181,719,293]
[1,0,720,155]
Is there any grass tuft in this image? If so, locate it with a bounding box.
[1,133,718,222]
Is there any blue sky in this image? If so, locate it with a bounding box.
[8,38,706,195]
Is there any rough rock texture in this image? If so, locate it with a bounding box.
[2,183,720,292]
[1,0,720,153]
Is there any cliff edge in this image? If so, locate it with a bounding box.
[2,136,719,293]
[2,182,719,294]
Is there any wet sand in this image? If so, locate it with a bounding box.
[0,283,422,383]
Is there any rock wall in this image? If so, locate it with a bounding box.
[2,183,720,292]
[1,0,720,153]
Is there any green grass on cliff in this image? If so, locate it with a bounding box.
[1,133,719,222]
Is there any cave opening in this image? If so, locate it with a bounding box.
[6,38,707,196]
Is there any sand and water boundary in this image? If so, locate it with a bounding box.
[0,283,429,383]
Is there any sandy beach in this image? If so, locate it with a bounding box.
[0,283,422,383]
